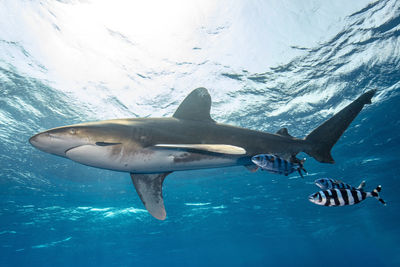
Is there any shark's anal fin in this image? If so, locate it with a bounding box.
[173,87,215,122]
[154,144,246,155]
[130,172,172,220]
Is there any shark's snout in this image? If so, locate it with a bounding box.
[29,129,85,157]
[29,133,39,147]
[29,132,51,151]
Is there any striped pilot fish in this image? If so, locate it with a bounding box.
[315,178,365,191]
[251,154,307,178]
[308,185,386,206]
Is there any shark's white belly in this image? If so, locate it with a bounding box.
[65,145,239,173]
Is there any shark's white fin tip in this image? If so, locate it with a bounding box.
[130,172,171,220]
[154,144,246,155]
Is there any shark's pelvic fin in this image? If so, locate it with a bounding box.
[130,172,172,220]
[154,144,246,155]
[305,90,376,163]
[173,87,215,122]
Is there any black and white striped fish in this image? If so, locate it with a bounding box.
[308,185,386,206]
[251,154,307,178]
[315,178,365,191]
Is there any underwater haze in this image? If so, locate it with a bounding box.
[1,0,400,266]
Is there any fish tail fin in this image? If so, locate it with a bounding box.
[370,185,386,205]
[304,90,376,163]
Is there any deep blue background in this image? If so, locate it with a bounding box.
[1,0,400,266]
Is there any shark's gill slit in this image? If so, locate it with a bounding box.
[95,142,122,146]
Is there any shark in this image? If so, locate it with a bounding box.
[29,88,376,220]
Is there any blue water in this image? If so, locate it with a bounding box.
[1,0,400,266]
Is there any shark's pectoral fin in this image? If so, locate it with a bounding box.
[130,172,172,220]
[154,144,246,155]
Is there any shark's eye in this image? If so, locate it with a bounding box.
[70,128,76,135]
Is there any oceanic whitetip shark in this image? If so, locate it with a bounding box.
[29,88,376,220]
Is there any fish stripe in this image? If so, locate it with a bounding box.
[352,190,360,203]
[346,189,354,205]
[330,189,340,206]
[341,189,350,205]
[325,190,333,206]
[321,191,329,206]
[361,191,367,200]
[335,189,345,206]
[357,190,363,202]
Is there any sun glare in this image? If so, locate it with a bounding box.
[33,0,218,89]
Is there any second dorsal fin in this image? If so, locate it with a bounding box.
[276,128,293,138]
[173,88,215,122]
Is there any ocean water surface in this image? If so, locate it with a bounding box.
[1,0,400,266]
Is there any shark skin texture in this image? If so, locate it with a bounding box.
[29,88,376,220]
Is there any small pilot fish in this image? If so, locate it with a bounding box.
[251,154,307,178]
[315,178,365,191]
[308,185,386,206]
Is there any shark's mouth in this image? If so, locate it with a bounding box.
[65,144,98,160]
[64,145,85,155]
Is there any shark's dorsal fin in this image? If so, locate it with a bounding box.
[173,88,215,122]
[130,172,172,220]
[154,144,246,155]
[276,128,292,138]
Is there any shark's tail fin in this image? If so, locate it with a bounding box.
[370,185,386,205]
[304,90,376,163]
